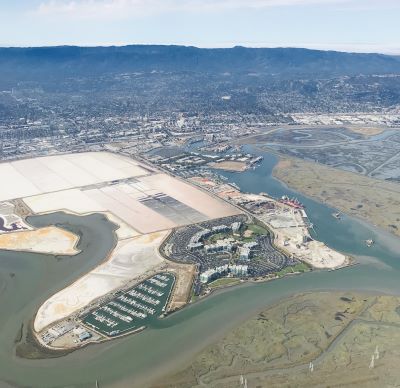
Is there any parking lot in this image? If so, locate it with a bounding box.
[163,215,297,278]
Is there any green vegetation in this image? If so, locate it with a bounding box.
[208,278,241,289]
[204,223,268,245]
[247,223,268,235]
[159,293,400,388]
[207,232,232,243]
[276,262,310,277]
[240,223,269,242]
[190,292,199,303]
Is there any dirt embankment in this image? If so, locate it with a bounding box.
[273,157,400,238]
[165,262,196,312]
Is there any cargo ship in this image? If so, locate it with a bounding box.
[279,195,305,209]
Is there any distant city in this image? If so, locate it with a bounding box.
[0,46,399,161]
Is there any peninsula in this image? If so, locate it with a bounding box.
[0,151,347,352]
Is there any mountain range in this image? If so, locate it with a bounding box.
[1,45,400,87]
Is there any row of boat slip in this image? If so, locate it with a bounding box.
[127,289,160,305]
[117,295,156,315]
[148,277,168,287]
[101,306,133,323]
[92,311,118,328]
[154,274,169,282]
[109,301,147,319]
[137,283,164,296]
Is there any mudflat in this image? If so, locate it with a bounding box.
[273,157,400,237]
[0,226,79,255]
[155,292,400,387]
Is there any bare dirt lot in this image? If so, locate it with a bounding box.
[209,161,247,172]
[165,261,196,311]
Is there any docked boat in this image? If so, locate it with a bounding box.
[280,195,305,209]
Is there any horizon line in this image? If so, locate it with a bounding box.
[0,43,399,56]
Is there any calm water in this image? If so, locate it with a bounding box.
[218,146,400,269]
[0,152,400,387]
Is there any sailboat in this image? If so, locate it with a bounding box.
[374,345,379,360]
[365,239,374,247]
[369,355,375,369]
[332,212,341,220]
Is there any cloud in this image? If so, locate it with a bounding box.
[34,0,358,20]
[35,0,154,19]
[33,0,400,22]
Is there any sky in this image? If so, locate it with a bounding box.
[1,0,399,53]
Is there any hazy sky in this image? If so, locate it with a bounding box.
[1,0,399,53]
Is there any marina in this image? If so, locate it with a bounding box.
[82,272,175,337]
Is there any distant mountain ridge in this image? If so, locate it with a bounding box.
[0,45,400,87]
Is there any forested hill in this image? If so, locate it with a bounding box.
[0,45,400,86]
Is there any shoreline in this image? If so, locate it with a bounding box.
[28,267,178,356]
[270,151,400,243]
[117,286,400,388]
[6,225,400,388]
[29,213,120,342]
[4,150,400,387]
[28,215,341,353]
[231,143,400,254]
[0,226,82,257]
[29,226,190,352]
[30,155,351,352]
[18,150,363,355]
[152,289,400,388]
